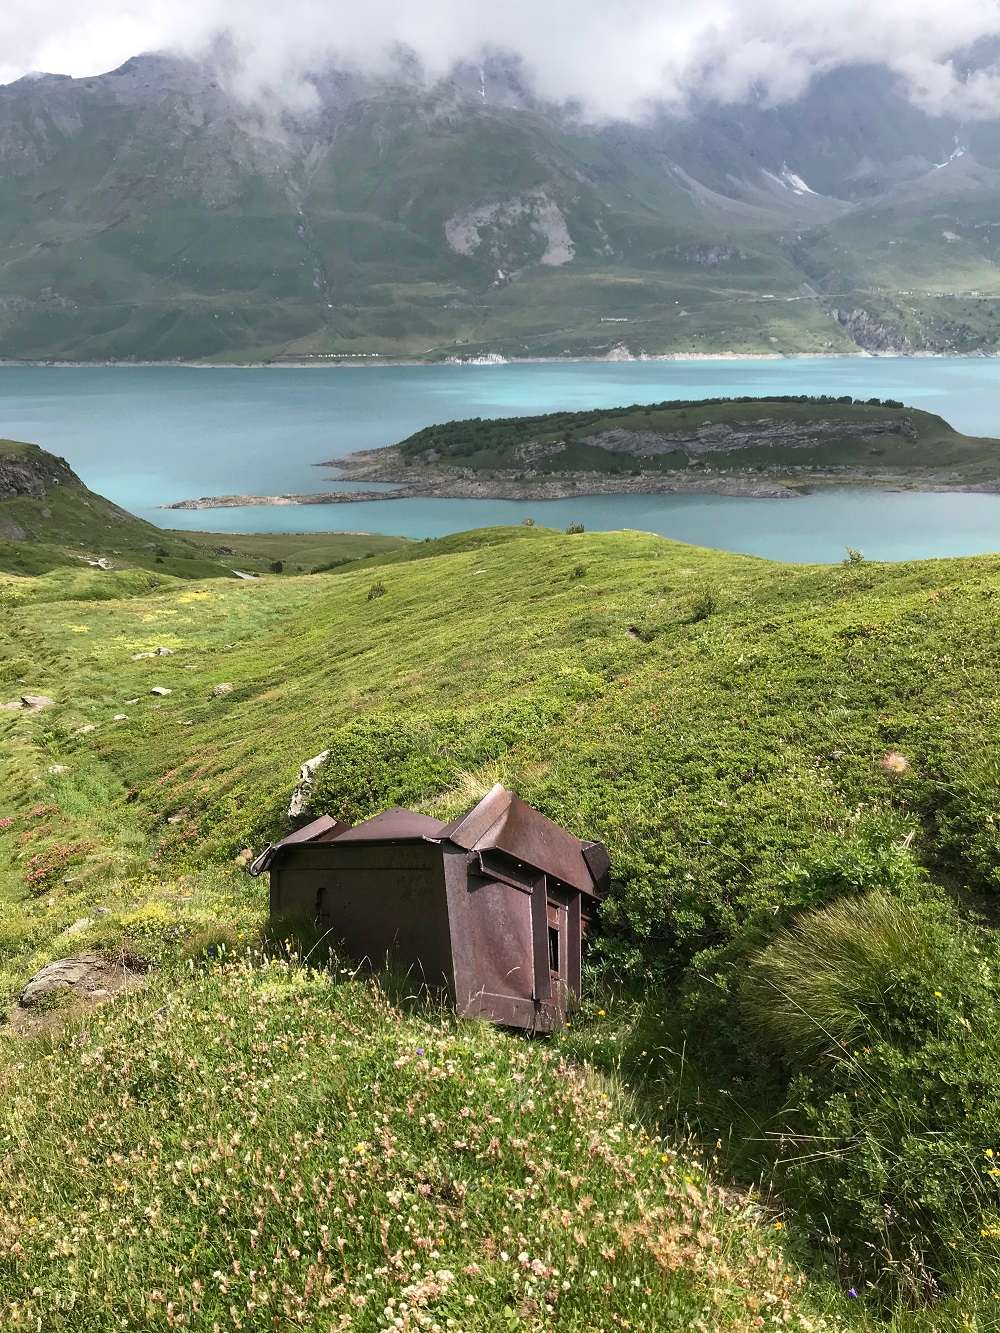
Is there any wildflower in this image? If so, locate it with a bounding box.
[934,990,943,998]
[416,1048,425,1056]
[772,1221,784,1231]
[596,1009,606,1017]
[986,1149,994,1160]
[847,1287,859,1299]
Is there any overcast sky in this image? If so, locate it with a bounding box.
[4,0,1000,119]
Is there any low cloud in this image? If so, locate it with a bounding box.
[3,0,1000,120]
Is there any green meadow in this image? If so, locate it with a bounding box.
[4,519,1000,1328]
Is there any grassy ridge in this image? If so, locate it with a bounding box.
[5,524,1000,1322]
[0,440,411,580]
[394,397,1000,483]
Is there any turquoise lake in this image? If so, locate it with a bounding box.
[5,357,1000,562]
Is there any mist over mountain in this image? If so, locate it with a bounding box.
[1,49,1000,361]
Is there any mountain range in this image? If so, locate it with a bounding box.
[3,50,1000,361]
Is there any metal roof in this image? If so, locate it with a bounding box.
[248,814,351,876]
[253,786,608,898]
[334,808,447,843]
[439,785,605,898]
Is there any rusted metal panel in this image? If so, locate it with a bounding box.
[446,854,535,1023]
[249,814,351,877]
[275,842,455,992]
[439,784,605,898]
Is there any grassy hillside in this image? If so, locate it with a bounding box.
[0,958,851,1332]
[0,440,406,580]
[0,439,240,580]
[175,528,412,573]
[5,524,1000,1324]
[391,396,1000,484]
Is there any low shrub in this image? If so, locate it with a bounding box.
[367,580,387,601]
[690,588,718,621]
[566,522,585,534]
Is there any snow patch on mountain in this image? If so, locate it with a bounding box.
[763,166,819,196]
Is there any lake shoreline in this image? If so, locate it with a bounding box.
[164,473,1000,510]
[5,350,999,371]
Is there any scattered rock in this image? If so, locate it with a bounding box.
[18,952,147,1009]
[880,750,911,776]
[0,701,22,711]
[47,764,69,776]
[288,749,331,818]
[76,723,97,734]
[155,646,174,656]
[20,694,55,711]
[63,917,94,937]
[85,557,112,570]
[131,652,155,660]
[150,687,172,697]
[234,847,253,867]
[124,698,139,705]
[166,814,185,824]
[113,713,128,722]
[210,682,234,698]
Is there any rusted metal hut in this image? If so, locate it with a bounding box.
[252,785,608,1031]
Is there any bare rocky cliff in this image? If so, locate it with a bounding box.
[0,446,76,501]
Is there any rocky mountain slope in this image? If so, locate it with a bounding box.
[2,51,1000,360]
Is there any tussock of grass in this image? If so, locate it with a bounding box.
[742,890,951,1061]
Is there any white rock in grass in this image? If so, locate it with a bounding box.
[20,695,54,711]
[288,749,331,818]
[210,682,234,698]
[150,687,172,697]
[19,953,146,1008]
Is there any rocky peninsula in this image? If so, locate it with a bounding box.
[163,396,1000,510]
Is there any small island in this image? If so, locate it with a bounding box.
[165,396,1000,509]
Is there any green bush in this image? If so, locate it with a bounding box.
[366,580,387,601]
[743,891,1000,1293]
[566,522,585,534]
[690,588,718,621]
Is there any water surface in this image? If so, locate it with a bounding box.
[4,358,1000,562]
